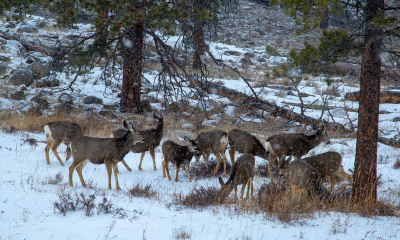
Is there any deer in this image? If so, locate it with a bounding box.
[227,128,269,175]
[193,130,229,177]
[297,151,353,192]
[265,126,330,183]
[68,120,143,190]
[111,114,163,172]
[283,159,327,199]
[162,137,199,182]
[44,121,83,166]
[218,153,255,203]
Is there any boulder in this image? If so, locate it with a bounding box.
[8,66,34,86]
[0,63,7,76]
[36,77,60,88]
[58,93,73,104]
[83,96,103,105]
[10,90,26,100]
[28,62,50,79]
[30,95,49,111]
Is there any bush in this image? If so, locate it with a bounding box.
[175,186,221,209]
[128,183,157,199]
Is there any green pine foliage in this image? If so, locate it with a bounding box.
[289,29,357,73]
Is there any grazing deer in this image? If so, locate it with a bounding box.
[111,114,163,172]
[193,130,229,177]
[299,152,353,192]
[218,154,255,203]
[162,137,199,182]
[265,126,330,183]
[44,121,83,166]
[68,121,143,190]
[283,159,326,198]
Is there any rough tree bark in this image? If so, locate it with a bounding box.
[120,4,145,113]
[352,0,384,205]
[192,0,206,69]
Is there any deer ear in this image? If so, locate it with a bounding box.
[184,136,190,141]
[123,120,128,129]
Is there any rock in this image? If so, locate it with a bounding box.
[54,102,74,115]
[3,40,27,57]
[28,62,50,79]
[249,30,261,38]
[269,56,287,66]
[7,22,16,29]
[30,95,49,111]
[224,50,242,56]
[34,20,46,28]
[58,93,73,104]
[17,24,39,33]
[99,110,116,118]
[392,117,400,122]
[0,98,12,110]
[10,90,26,100]
[20,101,42,115]
[0,63,7,76]
[0,55,10,62]
[36,77,60,88]
[240,57,253,65]
[244,52,255,58]
[8,66,34,86]
[83,96,103,105]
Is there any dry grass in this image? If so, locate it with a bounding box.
[190,159,233,180]
[174,186,221,209]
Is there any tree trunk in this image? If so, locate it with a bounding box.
[192,0,206,69]
[121,10,144,113]
[352,0,384,205]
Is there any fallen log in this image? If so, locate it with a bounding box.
[0,30,55,57]
[191,77,354,133]
[378,136,400,148]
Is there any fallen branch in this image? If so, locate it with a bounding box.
[191,77,354,133]
[378,136,400,148]
[0,30,55,56]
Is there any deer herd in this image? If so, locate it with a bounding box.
[44,114,353,202]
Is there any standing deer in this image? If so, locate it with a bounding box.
[227,129,268,174]
[218,154,255,203]
[265,126,330,183]
[193,130,229,177]
[44,121,83,166]
[299,151,353,192]
[162,137,199,182]
[68,121,143,190]
[111,114,163,172]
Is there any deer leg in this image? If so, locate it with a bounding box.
[69,160,81,187]
[185,165,191,182]
[121,159,132,172]
[234,186,238,202]
[336,167,353,184]
[44,140,53,165]
[175,164,180,182]
[51,140,64,166]
[105,161,113,190]
[241,181,247,201]
[162,161,166,178]
[65,145,72,161]
[205,152,212,165]
[250,178,254,200]
[212,153,224,176]
[76,160,89,187]
[112,162,121,191]
[164,161,171,181]
[149,147,157,171]
[138,152,146,171]
[268,155,279,184]
[229,147,235,164]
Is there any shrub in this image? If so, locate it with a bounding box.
[128,183,157,199]
[175,186,221,209]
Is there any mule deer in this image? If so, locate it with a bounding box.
[299,152,352,192]
[265,126,330,183]
[69,121,143,190]
[112,114,163,172]
[193,130,229,177]
[218,154,255,203]
[228,129,268,177]
[162,137,199,182]
[44,121,83,166]
[284,159,326,198]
